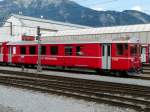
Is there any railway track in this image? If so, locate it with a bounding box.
[0,65,150,80]
[44,67,150,80]
[0,70,149,112]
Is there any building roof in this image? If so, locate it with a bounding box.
[44,23,150,37]
[9,14,91,31]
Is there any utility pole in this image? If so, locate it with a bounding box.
[37,26,42,72]
[9,22,13,36]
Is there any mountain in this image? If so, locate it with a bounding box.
[0,0,150,27]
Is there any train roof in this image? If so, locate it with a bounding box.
[7,36,139,45]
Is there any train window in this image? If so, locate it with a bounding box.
[134,45,137,54]
[141,47,146,54]
[20,46,26,55]
[65,46,73,56]
[50,46,58,55]
[76,46,83,56]
[125,44,128,50]
[116,44,123,55]
[41,46,46,55]
[131,45,137,56]
[108,45,110,56]
[29,46,36,55]
[141,47,144,54]
[102,45,105,56]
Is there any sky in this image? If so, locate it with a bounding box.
[72,0,150,14]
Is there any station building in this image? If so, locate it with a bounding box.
[44,23,150,44]
[0,14,90,42]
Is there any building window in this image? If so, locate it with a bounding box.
[20,46,26,55]
[116,44,123,55]
[29,46,36,55]
[76,46,83,56]
[41,46,46,55]
[65,46,73,56]
[50,46,58,55]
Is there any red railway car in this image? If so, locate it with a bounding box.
[2,35,141,75]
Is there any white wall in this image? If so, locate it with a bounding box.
[0,16,55,42]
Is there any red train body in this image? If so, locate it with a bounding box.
[0,40,142,75]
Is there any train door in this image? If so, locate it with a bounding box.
[102,44,111,69]
[8,46,12,63]
[141,47,146,63]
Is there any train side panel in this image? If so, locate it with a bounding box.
[111,43,130,71]
[111,43,141,72]
[10,43,102,69]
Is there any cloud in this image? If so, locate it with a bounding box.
[131,6,142,12]
[90,5,105,11]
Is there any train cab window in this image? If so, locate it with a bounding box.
[20,46,26,55]
[131,45,137,56]
[41,46,46,55]
[50,46,58,55]
[29,46,36,55]
[65,46,73,56]
[76,46,83,56]
[116,44,123,55]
